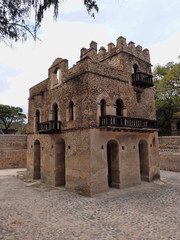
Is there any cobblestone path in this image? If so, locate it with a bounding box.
[0,170,179,240]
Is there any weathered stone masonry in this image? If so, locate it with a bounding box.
[0,135,27,169]
[27,36,160,196]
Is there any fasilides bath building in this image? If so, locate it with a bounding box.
[27,36,160,196]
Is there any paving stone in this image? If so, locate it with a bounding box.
[0,170,179,240]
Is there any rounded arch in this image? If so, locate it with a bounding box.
[55,139,65,186]
[52,102,58,121]
[116,98,123,116]
[139,139,149,181]
[100,99,106,116]
[106,140,120,188]
[34,140,41,179]
[54,68,60,82]
[133,63,139,74]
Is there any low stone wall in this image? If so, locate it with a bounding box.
[0,135,27,169]
[159,136,180,172]
[0,135,179,172]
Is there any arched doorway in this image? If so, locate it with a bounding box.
[139,140,149,181]
[55,139,65,186]
[34,140,41,179]
[107,140,120,188]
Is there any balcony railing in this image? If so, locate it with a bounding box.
[38,120,61,134]
[100,115,158,129]
[132,72,153,88]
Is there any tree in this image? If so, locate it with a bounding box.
[0,104,26,133]
[0,0,99,45]
[153,61,180,135]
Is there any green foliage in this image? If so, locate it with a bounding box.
[0,0,99,44]
[153,61,180,135]
[0,104,26,133]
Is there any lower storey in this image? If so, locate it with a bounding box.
[27,129,160,196]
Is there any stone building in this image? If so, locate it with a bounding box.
[27,36,160,196]
[171,112,180,136]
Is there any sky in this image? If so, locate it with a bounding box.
[0,0,180,116]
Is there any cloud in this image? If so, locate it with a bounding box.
[0,20,112,114]
[148,32,180,67]
[0,0,180,114]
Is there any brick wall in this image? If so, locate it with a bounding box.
[159,136,180,172]
[0,135,27,169]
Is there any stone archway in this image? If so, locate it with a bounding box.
[34,140,41,179]
[55,139,65,186]
[107,140,120,188]
[139,140,149,181]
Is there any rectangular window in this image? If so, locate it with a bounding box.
[136,92,141,103]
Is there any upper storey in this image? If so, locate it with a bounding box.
[28,36,156,134]
[29,35,153,99]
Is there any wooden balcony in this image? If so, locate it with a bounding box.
[38,120,61,134]
[132,72,153,88]
[100,115,157,130]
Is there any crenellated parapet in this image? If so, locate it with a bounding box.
[80,36,151,64]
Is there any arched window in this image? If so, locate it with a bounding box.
[56,69,60,82]
[133,64,138,74]
[116,99,123,116]
[100,99,106,116]
[52,103,58,122]
[35,110,40,132]
[69,101,74,121]
[52,68,60,85]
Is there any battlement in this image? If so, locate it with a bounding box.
[80,36,151,64]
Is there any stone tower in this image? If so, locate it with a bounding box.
[27,36,160,196]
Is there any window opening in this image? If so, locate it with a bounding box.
[116,99,123,116]
[52,103,58,121]
[136,92,141,103]
[52,103,58,129]
[69,101,74,121]
[56,69,60,82]
[133,64,138,74]
[35,110,40,132]
[100,99,106,116]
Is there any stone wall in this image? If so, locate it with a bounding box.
[159,136,180,172]
[0,135,27,169]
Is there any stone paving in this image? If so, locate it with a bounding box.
[0,170,179,240]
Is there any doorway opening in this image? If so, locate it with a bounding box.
[139,140,149,181]
[55,139,65,186]
[107,140,120,188]
[34,140,41,179]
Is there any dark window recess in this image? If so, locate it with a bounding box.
[116,99,123,116]
[133,64,138,74]
[177,121,180,130]
[136,92,141,103]
[69,101,74,120]
[35,110,40,131]
[100,99,106,116]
